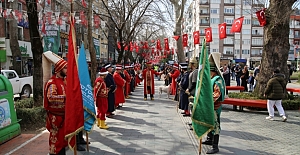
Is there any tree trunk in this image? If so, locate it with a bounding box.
[10,0,22,75]
[117,32,124,63]
[88,0,97,84]
[256,0,296,96]
[175,20,184,63]
[26,0,43,107]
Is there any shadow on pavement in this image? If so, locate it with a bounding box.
[120,106,159,115]
[222,130,273,141]
[108,115,157,126]
[220,146,277,155]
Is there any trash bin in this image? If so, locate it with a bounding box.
[0,74,21,144]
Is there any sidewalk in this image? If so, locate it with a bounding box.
[1,79,300,155]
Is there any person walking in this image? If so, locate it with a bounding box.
[264,69,287,122]
[142,62,161,100]
[94,68,110,129]
[104,63,116,117]
[42,51,68,155]
[169,63,180,95]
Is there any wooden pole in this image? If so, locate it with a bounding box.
[86,132,89,152]
[198,138,202,155]
[74,135,77,155]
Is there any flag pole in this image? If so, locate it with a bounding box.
[198,139,202,155]
[86,132,89,152]
[74,136,77,155]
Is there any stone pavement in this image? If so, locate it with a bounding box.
[1,79,300,155]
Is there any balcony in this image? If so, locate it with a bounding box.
[199,22,210,26]
[223,43,234,46]
[252,33,263,37]
[251,44,263,47]
[252,23,261,27]
[252,3,264,7]
[200,11,209,15]
[224,2,235,6]
[199,1,209,5]
[223,53,234,58]
[224,12,235,16]
[250,54,262,57]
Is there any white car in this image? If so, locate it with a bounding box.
[1,70,33,98]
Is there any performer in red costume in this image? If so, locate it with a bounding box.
[123,65,131,99]
[142,62,161,100]
[94,68,109,129]
[169,63,180,95]
[42,51,68,155]
[113,64,126,108]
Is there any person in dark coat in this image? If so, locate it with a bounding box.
[175,67,183,102]
[179,63,190,116]
[104,63,116,117]
[248,72,255,92]
[240,66,249,92]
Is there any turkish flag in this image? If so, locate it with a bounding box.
[117,42,121,50]
[164,38,169,51]
[41,20,46,34]
[135,42,139,53]
[82,0,87,7]
[173,35,180,41]
[171,48,174,55]
[256,8,266,26]
[182,34,188,47]
[130,42,133,52]
[219,23,227,39]
[124,43,128,51]
[156,39,162,50]
[205,27,212,42]
[143,41,149,49]
[193,31,200,45]
[65,17,84,151]
[231,16,244,33]
[151,47,155,54]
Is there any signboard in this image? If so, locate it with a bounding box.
[0,38,5,48]
[19,41,33,57]
[93,38,100,59]
[0,99,11,129]
[43,25,61,54]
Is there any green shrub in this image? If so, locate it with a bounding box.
[228,92,300,110]
[15,98,46,129]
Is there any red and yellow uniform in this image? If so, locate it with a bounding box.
[113,72,126,106]
[44,75,67,154]
[94,77,109,120]
[123,69,131,98]
[142,68,160,99]
[169,69,180,95]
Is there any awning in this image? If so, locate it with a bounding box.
[234,59,247,63]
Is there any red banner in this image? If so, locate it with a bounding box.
[193,31,200,45]
[256,9,266,26]
[173,35,180,41]
[182,34,188,47]
[218,23,227,39]
[156,39,162,50]
[231,16,244,33]
[205,27,212,42]
[65,17,84,151]
[164,38,169,51]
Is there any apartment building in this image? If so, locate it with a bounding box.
[183,0,265,67]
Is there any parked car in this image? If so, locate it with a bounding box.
[0,70,33,98]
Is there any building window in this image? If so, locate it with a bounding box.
[224,0,234,3]
[224,47,233,54]
[212,38,219,44]
[252,38,263,45]
[226,26,231,34]
[210,18,220,24]
[18,26,23,40]
[212,49,219,53]
[251,49,261,55]
[242,29,251,34]
[242,49,250,54]
[225,18,233,24]
[243,19,251,24]
[242,39,250,44]
[242,9,251,15]
[236,0,241,4]
[210,8,219,14]
[235,49,240,54]
[224,38,234,44]
[224,8,234,14]
[236,9,241,15]
[211,0,221,3]
[235,39,240,44]
[243,0,251,5]
[252,29,263,35]
[18,2,22,11]
[212,28,218,34]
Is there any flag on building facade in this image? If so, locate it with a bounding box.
[173,35,180,41]
[191,39,215,138]
[164,38,169,51]
[219,23,227,39]
[78,43,96,132]
[65,16,84,151]
[230,16,244,33]
[205,27,212,42]
[182,34,188,47]
[156,39,162,50]
[256,9,267,26]
[193,31,200,45]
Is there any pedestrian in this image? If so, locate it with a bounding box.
[254,65,260,88]
[186,57,198,97]
[94,68,110,129]
[142,62,161,100]
[235,64,242,86]
[178,63,190,116]
[169,63,180,95]
[264,69,287,122]
[240,66,249,92]
[222,65,230,94]
[231,64,235,80]
[42,51,68,155]
[202,53,226,154]
[113,64,126,108]
[104,63,116,117]
[248,72,255,92]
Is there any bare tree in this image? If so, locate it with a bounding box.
[26,0,43,106]
[256,0,297,96]
[169,0,187,63]
[9,0,22,75]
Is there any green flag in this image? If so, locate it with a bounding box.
[191,39,215,138]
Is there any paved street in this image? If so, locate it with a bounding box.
[1,79,300,155]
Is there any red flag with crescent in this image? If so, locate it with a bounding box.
[218,23,227,39]
[256,8,266,26]
[117,42,121,50]
[205,27,212,42]
[173,35,180,41]
[130,42,133,52]
[164,38,169,51]
[156,39,162,50]
[182,34,188,47]
[231,16,244,33]
[193,31,200,45]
